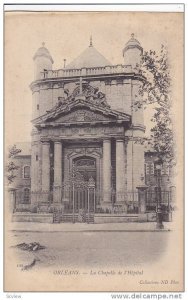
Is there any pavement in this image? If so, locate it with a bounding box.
[8,221,174,232]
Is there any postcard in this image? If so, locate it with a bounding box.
[4,8,184,292]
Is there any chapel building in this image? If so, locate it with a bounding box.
[29,34,146,213]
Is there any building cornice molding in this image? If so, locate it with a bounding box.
[131,124,146,132]
[30,72,145,92]
[123,44,143,55]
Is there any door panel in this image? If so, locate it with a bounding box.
[73,156,96,214]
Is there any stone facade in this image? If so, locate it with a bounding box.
[13,35,149,212]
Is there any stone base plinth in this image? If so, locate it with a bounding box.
[94,213,147,223]
[12,212,53,223]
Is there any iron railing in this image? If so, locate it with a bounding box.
[13,187,174,215]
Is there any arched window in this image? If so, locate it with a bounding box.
[23,166,30,179]
[73,156,96,182]
[23,188,30,203]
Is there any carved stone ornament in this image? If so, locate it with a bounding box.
[47,83,110,115]
[66,147,102,159]
[33,83,131,128]
[56,109,112,123]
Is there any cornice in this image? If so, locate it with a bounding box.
[30,72,145,91]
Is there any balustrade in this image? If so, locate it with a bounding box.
[40,64,133,79]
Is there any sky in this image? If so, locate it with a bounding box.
[5,11,183,145]
[1,6,186,299]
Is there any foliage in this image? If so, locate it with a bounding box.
[135,45,175,165]
[6,144,21,185]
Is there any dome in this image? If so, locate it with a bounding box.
[123,34,143,54]
[66,39,111,69]
[33,42,54,63]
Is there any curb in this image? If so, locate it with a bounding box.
[10,229,171,233]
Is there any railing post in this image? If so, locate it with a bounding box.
[94,188,96,213]
[88,177,95,222]
[87,188,90,224]
[136,185,148,214]
[73,183,75,224]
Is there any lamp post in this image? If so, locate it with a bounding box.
[154,158,164,230]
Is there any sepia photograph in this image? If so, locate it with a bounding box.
[4,5,184,293]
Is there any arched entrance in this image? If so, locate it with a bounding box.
[73,156,96,182]
[72,156,96,221]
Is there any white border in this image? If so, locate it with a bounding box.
[4,3,184,12]
[1,2,186,300]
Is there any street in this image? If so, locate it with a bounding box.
[8,229,170,270]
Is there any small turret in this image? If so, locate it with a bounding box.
[33,42,54,80]
[123,34,143,68]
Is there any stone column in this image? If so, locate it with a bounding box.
[116,138,126,204]
[41,141,50,201]
[53,141,62,203]
[103,138,111,204]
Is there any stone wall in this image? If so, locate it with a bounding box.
[12,212,53,223]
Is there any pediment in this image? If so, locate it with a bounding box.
[33,97,131,128]
[54,108,114,123]
[33,83,131,127]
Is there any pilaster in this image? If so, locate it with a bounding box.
[53,141,63,203]
[102,138,111,204]
[41,141,50,193]
[116,138,126,204]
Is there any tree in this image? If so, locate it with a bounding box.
[6,144,21,185]
[135,44,175,166]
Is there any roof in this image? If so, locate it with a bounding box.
[14,142,31,156]
[123,33,143,54]
[33,43,54,64]
[66,44,111,69]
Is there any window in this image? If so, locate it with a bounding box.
[37,104,39,110]
[36,155,38,161]
[23,166,30,179]
[161,163,170,175]
[23,188,30,203]
[43,69,47,78]
[145,163,154,175]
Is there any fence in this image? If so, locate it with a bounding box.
[13,187,174,215]
[146,191,172,212]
